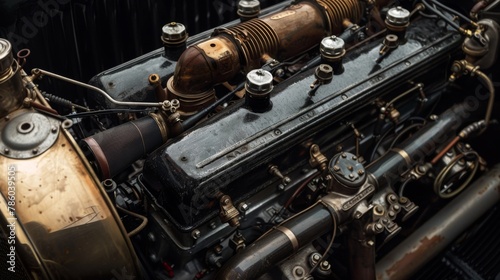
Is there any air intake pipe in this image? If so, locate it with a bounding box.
[167,0,364,115]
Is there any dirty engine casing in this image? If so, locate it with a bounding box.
[1,0,500,279]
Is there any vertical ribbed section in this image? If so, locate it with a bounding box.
[224,19,280,64]
[317,0,363,34]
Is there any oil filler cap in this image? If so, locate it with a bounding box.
[238,0,261,20]
[386,6,410,26]
[245,69,273,113]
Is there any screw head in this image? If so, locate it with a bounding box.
[3,148,9,154]
[192,229,201,240]
[32,148,39,154]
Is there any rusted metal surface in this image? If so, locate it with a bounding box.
[375,164,500,280]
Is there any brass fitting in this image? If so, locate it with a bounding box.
[309,144,329,173]
[219,195,240,227]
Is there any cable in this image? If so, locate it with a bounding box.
[65,108,150,118]
[116,206,148,237]
[388,122,425,150]
[398,177,414,198]
[181,82,245,130]
[307,202,337,277]
[421,0,462,31]
[429,0,475,25]
[265,171,321,225]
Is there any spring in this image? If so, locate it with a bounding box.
[42,92,74,108]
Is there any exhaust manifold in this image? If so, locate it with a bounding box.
[167,0,363,115]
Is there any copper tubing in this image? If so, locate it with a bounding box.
[430,136,460,165]
[168,0,364,114]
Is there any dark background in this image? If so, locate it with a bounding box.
[0,0,282,86]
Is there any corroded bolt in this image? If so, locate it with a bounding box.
[333,165,340,172]
[358,169,365,175]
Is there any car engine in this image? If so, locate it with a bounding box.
[1,0,500,279]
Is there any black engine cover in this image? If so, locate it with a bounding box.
[142,18,462,232]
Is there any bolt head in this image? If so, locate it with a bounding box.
[313,254,321,261]
[239,203,249,212]
[3,148,9,154]
[320,260,331,270]
[192,229,201,240]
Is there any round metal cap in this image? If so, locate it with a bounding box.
[0,39,14,73]
[329,152,366,190]
[246,69,273,93]
[238,0,260,15]
[0,111,60,159]
[320,36,345,57]
[162,22,187,43]
[386,6,410,26]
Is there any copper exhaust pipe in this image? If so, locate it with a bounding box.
[167,0,363,115]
